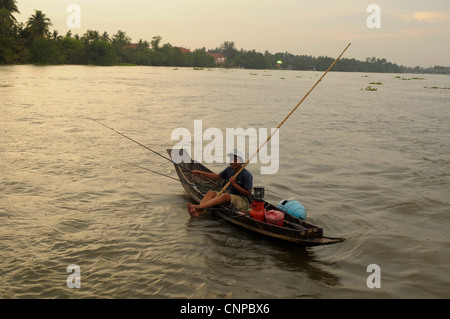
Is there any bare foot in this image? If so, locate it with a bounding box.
[187,203,200,218]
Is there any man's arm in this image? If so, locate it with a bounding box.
[229,176,252,198]
[192,170,221,180]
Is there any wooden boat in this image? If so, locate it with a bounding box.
[168,149,345,246]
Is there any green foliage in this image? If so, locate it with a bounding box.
[29,37,63,64]
[61,37,84,64]
[192,49,215,68]
[0,39,16,62]
[234,50,267,69]
[0,8,14,40]
[290,56,312,70]
[26,9,52,39]
[1,2,449,73]
[171,47,191,67]
[85,40,117,65]
[221,49,406,72]
[151,35,162,51]
[220,41,239,60]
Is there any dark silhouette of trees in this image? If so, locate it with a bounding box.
[0,3,447,73]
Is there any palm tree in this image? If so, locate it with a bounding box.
[81,29,100,43]
[26,10,52,40]
[0,0,19,40]
[112,30,131,46]
[101,31,110,43]
[89,30,100,41]
[151,35,162,51]
[138,39,149,50]
[0,0,19,21]
[51,29,62,42]
[112,30,131,54]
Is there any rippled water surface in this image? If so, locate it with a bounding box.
[1,65,449,298]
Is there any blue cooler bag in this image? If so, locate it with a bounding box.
[276,199,307,220]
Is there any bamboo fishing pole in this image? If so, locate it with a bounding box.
[216,42,351,197]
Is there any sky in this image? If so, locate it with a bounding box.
[14,0,450,67]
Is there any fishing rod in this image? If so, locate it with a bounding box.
[121,161,195,186]
[123,160,249,219]
[122,161,217,194]
[91,118,193,173]
[215,43,352,198]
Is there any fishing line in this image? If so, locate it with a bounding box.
[121,161,219,195]
[91,118,194,173]
[121,161,196,186]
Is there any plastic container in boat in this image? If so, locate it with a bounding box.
[249,200,265,221]
[276,199,306,220]
[249,208,265,221]
[265,210,284,226]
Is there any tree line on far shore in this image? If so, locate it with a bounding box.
[1,2,448,74]
[0,3,217,67]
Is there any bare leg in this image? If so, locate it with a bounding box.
[199,190,217,206]
[193,193,231,209]
[187,191,231,218]
[187,190,217,218]
[197,190,217,216]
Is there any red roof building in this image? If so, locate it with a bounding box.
[175,47,191,53]
[207,53,226,64]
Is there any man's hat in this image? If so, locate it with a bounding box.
[227,149,244,163]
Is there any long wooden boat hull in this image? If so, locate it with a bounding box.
[168,149,344,246]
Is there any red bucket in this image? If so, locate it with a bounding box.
[265,210,284,227]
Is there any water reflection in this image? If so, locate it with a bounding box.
[185,212,342,295]
[2,66,449,298]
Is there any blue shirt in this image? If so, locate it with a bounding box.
[219,166,253,202]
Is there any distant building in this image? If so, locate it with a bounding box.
[175,47,191,53]
[207,53,226,64]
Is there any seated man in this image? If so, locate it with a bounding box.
[187,150,253,218]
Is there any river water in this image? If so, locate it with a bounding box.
[1,65,449,299]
